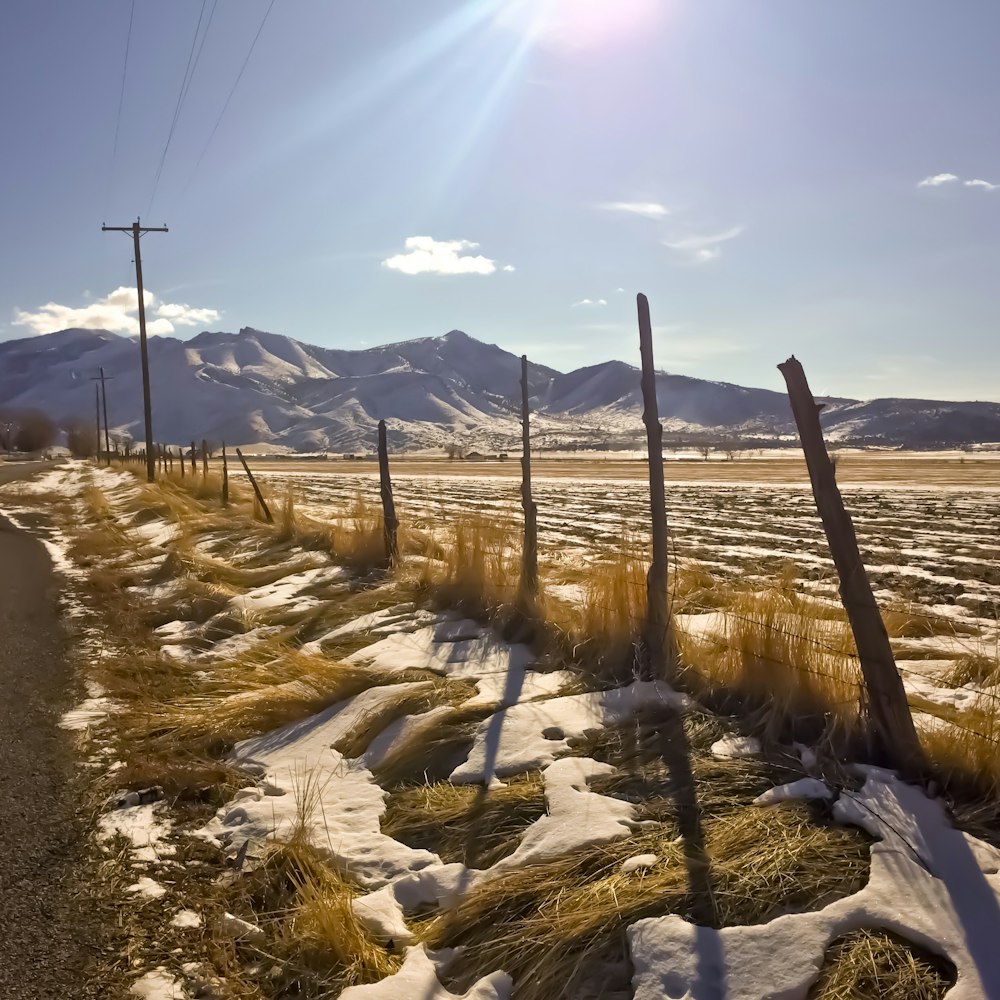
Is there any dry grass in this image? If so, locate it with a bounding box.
[383,773,546,868]
[232,840,400,993]
[679,588,864,744]
[124,649,389,756]
[371,702,498,787]
[916,697,1000,800]
[882,605,980,640]
[422,804,870,1000]
[808,929,955,999]
[422,512,522,614]
[946,648,1000,688]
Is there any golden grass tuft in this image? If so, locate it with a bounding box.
[383,773,546,868]
[422,804,870,1000]
[423,512,521,613]
[808,929,955,999]
[237,841,400,990]
[946,648,1000,688]
[370,702,497,787]
[125,650,388,755]
[916,696,1000,801]
[679,587,863,743]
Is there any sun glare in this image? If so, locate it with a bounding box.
[495,0,664,50]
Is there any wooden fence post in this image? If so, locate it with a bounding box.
[377,420,399,566]
[190,440,197,477]
[202,439,208,480]
[519,354,538,605]
[169,448,174,473]
[778,355,923,771]
[222,441,229,507]
[179,445,185,479]
[236,448,273,523]
[638,293,677,680]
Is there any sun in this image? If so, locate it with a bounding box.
[494,0,665,50]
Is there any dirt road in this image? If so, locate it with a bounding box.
[0,462,106,998]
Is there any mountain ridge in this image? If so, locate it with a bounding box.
[2,326,999,451]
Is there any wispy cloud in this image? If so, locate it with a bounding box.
[12,286,219,337]
[574,298,608,307]
[917,173,959,188]
[382,236,497,276]
[502,264,516,272]
[916,173,998,193]
[598,201,669,220]
[664,226,744,263]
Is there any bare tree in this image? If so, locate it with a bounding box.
[0,409,17,453]
[13,409,56,453]
[64,419,98,458]
[444,441,465,460]
[697,445,711,461]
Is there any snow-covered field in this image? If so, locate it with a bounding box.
[3,462,1000,999]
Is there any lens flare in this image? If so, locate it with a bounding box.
[495,0,664,50]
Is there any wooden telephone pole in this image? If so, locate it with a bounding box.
[90,367,114,465]
[101,219,168,483]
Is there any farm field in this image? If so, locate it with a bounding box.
[257,464,1000,635]
[246,451,1000,487]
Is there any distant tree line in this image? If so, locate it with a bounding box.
[0,406,122,458]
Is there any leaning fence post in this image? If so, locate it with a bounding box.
[519,354,539,605]
[778,355,922,771]
[638,293,677,680]
[377,420,399,566]
[236,448,272,523]
[222,441,229,507]
[202,439,209,480]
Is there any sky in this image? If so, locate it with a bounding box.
[1,0,999,401]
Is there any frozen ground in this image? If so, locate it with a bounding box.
[4,462,1000,999]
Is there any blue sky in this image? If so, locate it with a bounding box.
[1,0,999,400]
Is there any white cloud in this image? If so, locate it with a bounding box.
[12,286,219,337]
[965,178,999,191]
[153,302,221,326]
[598,201,669,220]
[664,226,744,263]
[574,298,608,307]
[382,236,497,276]
[502,264,516,272]
[917,173,959,188]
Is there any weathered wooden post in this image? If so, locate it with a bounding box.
[222,441,229,507]
[377,420,399,566]
[168,448,174,473]
[190,440,197,477]
[236,448,273,523]
[202,439,209,480]
[638,293,677,680]
[519,354,538,605]
[778,356,922,770]
[179,445,185,479]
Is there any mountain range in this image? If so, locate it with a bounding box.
[1,326,998,452]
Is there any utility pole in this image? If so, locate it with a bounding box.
[102,219,168,482]
[94,384,101,465]
[90,367,114,466]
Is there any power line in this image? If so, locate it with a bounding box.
[106,0,136,213]
[187,0,277,186]
[148,0,210,214]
